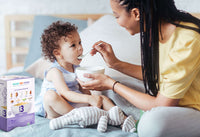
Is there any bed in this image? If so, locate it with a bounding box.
[2,13,200,137]
[2,13,144,137]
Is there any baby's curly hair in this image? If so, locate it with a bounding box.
[41,21,78,62]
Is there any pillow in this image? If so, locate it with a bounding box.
[80,15,144,90]
[24,15,87,69]
[25,58,52,79]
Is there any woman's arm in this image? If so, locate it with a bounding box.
[113,81,180,111]
[79,74,179,111]
[91,41,143,80]
[111,60,143,80]
[46,68,102,108]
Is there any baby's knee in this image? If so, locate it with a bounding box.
[137,107,171,137]
[44,90,60,104]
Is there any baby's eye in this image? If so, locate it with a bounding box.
[79,41,82,45]
[71,44,76,47]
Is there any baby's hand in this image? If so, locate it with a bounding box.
[88,95,103,108]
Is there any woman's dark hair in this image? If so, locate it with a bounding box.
[41,21,78,62]
[118,0,200,96]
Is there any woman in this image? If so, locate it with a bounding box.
[78,0,200,137]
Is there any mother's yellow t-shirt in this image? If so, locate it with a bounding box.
[159,22,200,110]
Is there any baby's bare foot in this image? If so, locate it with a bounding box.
[89,95,103,108]
[101,95,115,111]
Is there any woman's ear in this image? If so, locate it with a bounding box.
[131,8,140,21]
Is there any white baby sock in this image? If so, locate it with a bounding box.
[122,115,136,132]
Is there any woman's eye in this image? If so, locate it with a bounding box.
[113,14,119,19]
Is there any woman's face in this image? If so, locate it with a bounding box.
[110,0,140,35]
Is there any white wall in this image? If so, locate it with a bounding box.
[0,0,112,73]
[0,0,200,72]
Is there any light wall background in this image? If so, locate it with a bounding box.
[0,0,200,73]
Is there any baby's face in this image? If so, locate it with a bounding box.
[58,31,83,65]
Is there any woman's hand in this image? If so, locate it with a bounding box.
[90,41,120,68]
[77,73,115,91]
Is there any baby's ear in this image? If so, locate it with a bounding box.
[53,49,62,59]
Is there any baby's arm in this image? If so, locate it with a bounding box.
[46,68,102,108]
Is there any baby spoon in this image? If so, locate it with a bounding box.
[78,43,102,60]
[78,51,90,60]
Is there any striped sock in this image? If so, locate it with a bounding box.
[122,115,136,132]
[108,106,126,126]
[49,107,108,130]
[77,107,108,127]
[97,116,108,132]
[49,109,81,130]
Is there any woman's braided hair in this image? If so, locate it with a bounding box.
[117,0,200,96]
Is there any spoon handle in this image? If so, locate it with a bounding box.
[78,43,102,59]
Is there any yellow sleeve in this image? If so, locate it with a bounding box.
[159,33,200,99]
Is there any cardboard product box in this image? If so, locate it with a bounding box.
[0,75,35,131]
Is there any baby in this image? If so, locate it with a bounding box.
[34,21,136,132]
[35,21,103,119]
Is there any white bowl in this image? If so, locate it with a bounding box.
[75,66,105,82]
